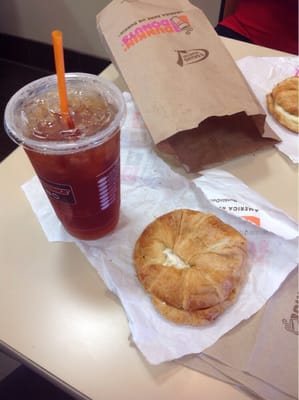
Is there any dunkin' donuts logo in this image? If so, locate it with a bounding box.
[121,12,193,51]
[119,11,209,66]
[282,292,299,335]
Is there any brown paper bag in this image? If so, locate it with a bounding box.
[97,0,280,172]
[181,355,296,400]
[179,267,299,400]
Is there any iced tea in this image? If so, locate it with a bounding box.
[4,73,126,240]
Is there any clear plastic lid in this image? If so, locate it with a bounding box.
[4,73,126,154]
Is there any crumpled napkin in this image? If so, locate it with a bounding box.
[237,56,299,163]
[22,92,298,364]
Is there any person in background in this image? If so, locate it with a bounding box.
[215,0,298,55]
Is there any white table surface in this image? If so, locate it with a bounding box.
[0,37,297,400]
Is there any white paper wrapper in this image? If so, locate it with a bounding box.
[195,169,298,241]
[22,93,298,365]
[237,56,299,163]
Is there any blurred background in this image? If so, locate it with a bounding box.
[0,0,221,59]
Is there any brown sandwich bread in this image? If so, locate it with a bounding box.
[133,209,248,326]
[266,76,299,133]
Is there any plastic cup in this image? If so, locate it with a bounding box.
[4,73,126,240]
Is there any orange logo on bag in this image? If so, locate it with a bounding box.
[170,16,193,34]
[121,14,193,51]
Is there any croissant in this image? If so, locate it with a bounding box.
[266,76,299,133]
[133,209,248,326]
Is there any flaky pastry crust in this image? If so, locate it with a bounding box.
[133,209,248,326]
[266,76,299,133]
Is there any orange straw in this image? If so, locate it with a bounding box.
[51,30,74,129]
